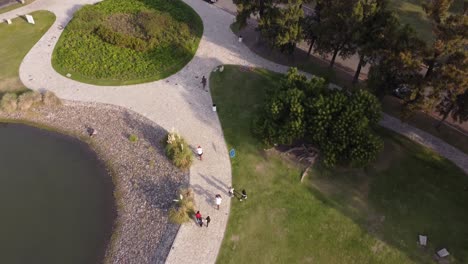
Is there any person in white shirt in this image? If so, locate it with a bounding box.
[215,194,222,210]
[197,145,203,160]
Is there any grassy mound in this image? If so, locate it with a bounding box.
[52,0,203,85]
[211,65,468,263]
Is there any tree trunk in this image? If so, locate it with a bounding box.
[435,103,454,130]
[329,48,339,68]
[353,56,364,84]
[425,59,435,79]
[307,39,315,57]
[259,0,265,17]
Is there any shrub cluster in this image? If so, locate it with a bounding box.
[164,130,193,170]
[255,68,383,167]
[169,188,195,224]
[53,0,203,83]
[0,91,61,113]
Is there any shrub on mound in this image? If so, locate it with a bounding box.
[18,91,42,111]
[52,0,203,85]
[0,93,18,113]
[169,188,195,224]
[164,130,193,170]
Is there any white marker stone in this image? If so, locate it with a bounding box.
[25,15,35,24]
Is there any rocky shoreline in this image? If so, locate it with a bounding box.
[0,101,188,264]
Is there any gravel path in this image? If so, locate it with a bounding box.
[0,102,187,263]
[1,0,467,264]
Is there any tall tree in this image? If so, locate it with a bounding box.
[258,0,304,54]
[424,13,468,78]
[427,51,468,128]
[367,25,426,98]
[302,0,322,56]
[351,0,398,83]
[313,0,359,68]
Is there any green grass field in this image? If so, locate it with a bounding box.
[388,0,464,43]
[211,65,468,263]
[52,0,202,86]
[0,10,55,94]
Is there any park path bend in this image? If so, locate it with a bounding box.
[1,0,467,263]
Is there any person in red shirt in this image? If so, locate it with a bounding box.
[195,211,203,227]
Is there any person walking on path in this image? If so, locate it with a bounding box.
[228,186,235,197]
[215,194,222,210]
[196,145,203,160]
[201,76,207,90]
[205,216,211,227]
[195,211,203,227]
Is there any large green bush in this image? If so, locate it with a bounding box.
[255,68,383,167]
[52,0,203,85]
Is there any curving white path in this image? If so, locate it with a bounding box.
[1,1,289,263]
[1,0,467,263]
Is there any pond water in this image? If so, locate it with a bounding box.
[0,123,115,264]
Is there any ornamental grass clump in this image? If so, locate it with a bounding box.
[18,91,42,111]
[164,130,192,170]
[42,91,62,106]
[169,188,195,224]
[0,93,18,113]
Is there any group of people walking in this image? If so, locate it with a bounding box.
[194,186,248,228]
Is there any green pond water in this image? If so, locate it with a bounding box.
[0,123,115,264]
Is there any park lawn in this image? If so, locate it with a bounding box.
[52,0,203,86]
[0,0,35,15]
[388,0,464,43]
[0,10,55,94]
[211,65,468,263]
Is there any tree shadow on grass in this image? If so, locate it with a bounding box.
[304,130,468,263]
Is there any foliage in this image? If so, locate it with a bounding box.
[430,51,468,127]
[422,0,454,24]
[169,188,195,224]
[258,0,304,54]
[52,0,202,85]
[210,65,468,264]
[164,130,193,170]
[313,0,359,68]
[17,91,42,111]
[234,0,281,28]
[367,24,426,98]
[256,68,383,167]
[254,68,326,145]
[351,0,398,83]
[306,89,383,167]
[42,91,62,106]
[0,93,17,113]
[128,134,139,142]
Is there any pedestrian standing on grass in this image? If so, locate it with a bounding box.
[195,211,203,227]
[240,189,247,201]
[228,186,235,197]
[206,216,211,227]
[197,145,203,160]
[201,76,207,90]
[215,194,222,210]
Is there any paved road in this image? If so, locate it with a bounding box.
[0,0,467,264]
